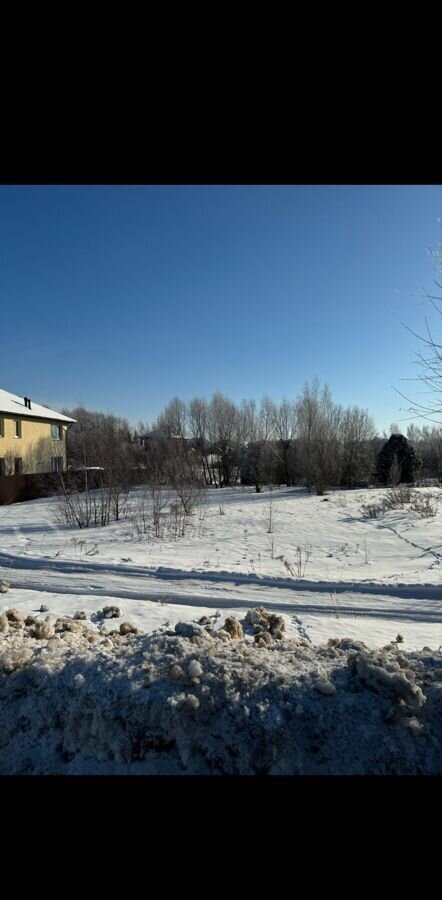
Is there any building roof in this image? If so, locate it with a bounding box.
[138,430,163,439]
[0,388,76,423]
[138,431,188,440]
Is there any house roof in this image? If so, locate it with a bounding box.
[0,388,76,423]
[138,431,188,440]
[138,431,163,439]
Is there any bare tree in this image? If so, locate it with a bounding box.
[340,407,376,488]
[188,397,211,485]
[56,406,136,528]
[396,241,442,425]
[238,398,260,445]
[207,393,241,486]
[242,439,278,492]
[407,423,442,482]
[273,398,297,486]
[151,385,383,496]
[259,395,276,442]
[296,379,342,494]
[156,396,188,440]
[165,438,207,516]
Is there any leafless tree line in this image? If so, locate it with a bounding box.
[55,408,136,527]
[57,407,207,530]
[405,423,442,483]
[139,380,380,495]
[57,376,442,534]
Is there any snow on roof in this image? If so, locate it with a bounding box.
[0,388,76,423]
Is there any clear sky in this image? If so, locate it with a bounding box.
[0,184,440,433]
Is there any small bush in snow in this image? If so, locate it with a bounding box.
[74,611,88,620]
[410,493,439,518]
[0,581,10,593]
[384,485,413,509]
[360,503,384,519]
[39,604,49,613]
[293,545,312,578]
[396,634,404,644]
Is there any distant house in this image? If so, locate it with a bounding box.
[136,431,193,448]
[136,430,164,448]
[0,387,76,477]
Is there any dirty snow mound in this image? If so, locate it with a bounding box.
[0,609,441,775]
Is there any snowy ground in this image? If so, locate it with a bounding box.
[1,485,441,651]
[2,485,442,774]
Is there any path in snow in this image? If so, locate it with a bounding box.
[1,548,441,601]
[2,557,442,625]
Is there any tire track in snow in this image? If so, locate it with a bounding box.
[3,572,442,624]
[1,550,441,601]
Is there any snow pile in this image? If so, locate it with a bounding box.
[245,606,286,644]
[1,608,441,775]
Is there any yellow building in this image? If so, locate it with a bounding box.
[0,387,76,476]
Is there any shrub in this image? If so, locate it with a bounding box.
[410,492,439,518]
[360,503,384,519]
[383,484,413,509]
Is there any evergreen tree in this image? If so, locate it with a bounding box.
[375,434,421,485]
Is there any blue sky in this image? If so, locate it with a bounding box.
[0,184,440,433]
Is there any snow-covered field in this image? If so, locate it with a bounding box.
[1,485,441,650]
[2,484,442,774]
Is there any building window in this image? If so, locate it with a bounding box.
[14,420,22,438]
[51,457,63,473]
[0,459,5,476]
[14,458,22,475]
[51,423,62,440]
[0,418,4,437]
